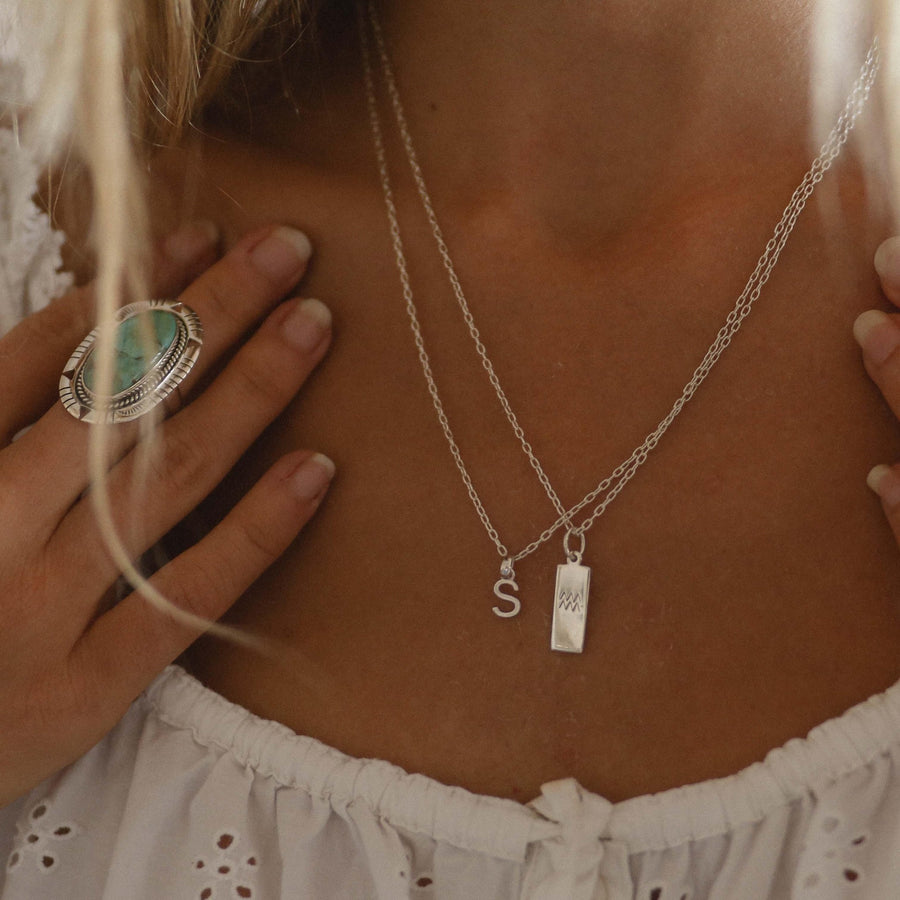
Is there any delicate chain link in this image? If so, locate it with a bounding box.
[359,8,512,557]
[365,7,570,530]
[522,39,880,558]
[359,0,879,565]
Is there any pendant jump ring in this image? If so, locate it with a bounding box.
[500,557,515,579]
[563,528,585,564]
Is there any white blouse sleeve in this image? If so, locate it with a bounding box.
[0,0,74,337]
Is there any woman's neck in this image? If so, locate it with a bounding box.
[370,0,818,241]
[258,1,877,251]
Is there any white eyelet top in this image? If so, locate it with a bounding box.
[3,664,900,899]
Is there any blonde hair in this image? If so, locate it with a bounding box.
[19,0,900,641]
[813,0,900,214]
[27,0,321,640]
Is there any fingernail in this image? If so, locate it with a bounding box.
[163,220,219,263]
[282,298,331,352]
[867,464,900,508]
[291,453,336,501]
[853,310,900,366]
[249,227,312,282]
[874,237,900,281]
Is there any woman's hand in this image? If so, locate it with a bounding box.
[0,222,334,807]
[857,237,900,519]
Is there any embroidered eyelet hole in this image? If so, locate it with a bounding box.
[192,831,258,899]
[6,800,79,876]
[801,821,870,891]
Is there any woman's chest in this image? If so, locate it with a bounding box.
[152,143,900,802]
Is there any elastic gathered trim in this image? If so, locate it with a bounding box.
[144,665,900,857]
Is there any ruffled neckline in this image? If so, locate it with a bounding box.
[145,664,900,858]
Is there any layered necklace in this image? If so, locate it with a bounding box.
[357,2,879,653]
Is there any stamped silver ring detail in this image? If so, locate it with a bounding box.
[59,299,203,424]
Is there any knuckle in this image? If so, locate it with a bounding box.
[155,428,213,495]
[233,348,290,409]
[233,514,285,569]
[190,270,245,332]
[166,583,215,624]
[187,247,280,331]
[162,554,236,624]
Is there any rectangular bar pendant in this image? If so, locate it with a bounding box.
[551,560,591,653]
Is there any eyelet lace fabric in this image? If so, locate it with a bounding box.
[0,119,73,336]
[0,5,72,337]
[3,664,900,899]
[0,123,73,335]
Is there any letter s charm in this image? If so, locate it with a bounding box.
[492,577,521,618]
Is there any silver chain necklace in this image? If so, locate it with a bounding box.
[358,1,879,652]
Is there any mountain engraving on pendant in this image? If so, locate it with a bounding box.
[556,589,585,613]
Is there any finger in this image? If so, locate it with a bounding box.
[853,309,900,420]
[152,220,220,297]
[866,464,900,547]
[69,450,335,703]
[0,220,219,445]
[165,224,313,388]
[5,225,313,524]
[875,237,900,307]
[0,285,95,444]
[51,297,332,590]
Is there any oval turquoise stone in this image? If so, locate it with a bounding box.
[83,309,179,395]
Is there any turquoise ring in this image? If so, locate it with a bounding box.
[59,299,203,424]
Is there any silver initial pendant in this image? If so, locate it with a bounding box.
[492,557,521,618]
[551,531,591,653]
